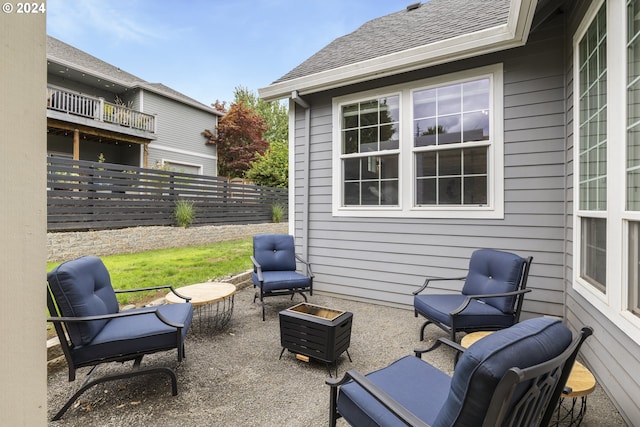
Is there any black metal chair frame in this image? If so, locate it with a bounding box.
[327,326,593,427]
[47,284,191,421]
[413,255,533,342]
[251,253,314,321]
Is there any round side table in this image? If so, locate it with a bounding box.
[166,282,236,331]
[460,331,596,426]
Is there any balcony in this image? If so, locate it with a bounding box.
[46,86,156,138]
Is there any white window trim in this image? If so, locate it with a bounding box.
[331,64,504,219]
[161,158,204,174]
[572,0,640,343]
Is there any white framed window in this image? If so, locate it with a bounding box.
[332,64,504,218]
[160,159,203,175]
[573,0,640,341]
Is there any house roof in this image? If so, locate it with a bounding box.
[47,36,224,116]
[259,0,538,101]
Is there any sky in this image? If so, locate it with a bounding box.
[46,0,412,107]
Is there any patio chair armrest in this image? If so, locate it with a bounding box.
[250,256,264,282]
[295,254,315,278]
[412,276,466,295]
[414,337,466,359]
[47,306,187,329]
[450,288,532,316]
[326,370,431,427]
[114,285,192,302]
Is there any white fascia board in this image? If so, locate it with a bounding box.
[259,0,537,101]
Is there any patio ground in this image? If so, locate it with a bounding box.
[47,285,627,426]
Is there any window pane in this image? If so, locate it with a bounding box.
[464,176,487,204]
[344,182,360,205]
[416,178,436,205]
[344,158,360,180]
[578,2,607,213]
[342,104,358,129]
[380,155,399,179]
[380,96,399,123]
[629,0,640,84]
[360,127,378,152]
[415,151,436,177]
[463,111,489,141]
[463,147,488,175]
[343,129,358,154]
[628,170,640,211]
[629,1,640,211]
[360,100,378,126]
[361,182,380,205]
[628,221,640,316]
[628,80,640,127]
[581,217,607,292]
[413,88,436,118]
[438,84,461,115]
[414,118,437,146]
[381,180,399,205]
[414,147,487,206]
[438,115,462,145]
[342,154,398,207]
[463,79,490,111]
[439,149,461,176]
[439,177,462,204]
[380,124,399,150]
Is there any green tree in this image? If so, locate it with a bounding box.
[246,140,288,188]
[233,86,288,144]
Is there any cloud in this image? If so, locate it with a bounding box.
[47,0,181,45]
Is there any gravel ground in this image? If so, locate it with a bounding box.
[47,286,627,426]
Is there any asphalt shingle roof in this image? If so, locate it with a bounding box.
[273,0,511,84]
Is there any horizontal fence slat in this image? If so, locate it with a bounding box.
[47,158,287,231]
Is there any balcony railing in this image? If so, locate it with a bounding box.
[47,86,156,134]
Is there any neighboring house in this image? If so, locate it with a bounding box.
[47,36,222,175]
[259,0,639,423]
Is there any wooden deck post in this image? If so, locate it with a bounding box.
[73,129,80,160]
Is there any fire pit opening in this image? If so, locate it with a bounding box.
[286,302,344,321]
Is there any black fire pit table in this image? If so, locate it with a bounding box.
[279,302,353,377]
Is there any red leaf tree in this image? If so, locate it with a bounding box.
[204,101,269,179]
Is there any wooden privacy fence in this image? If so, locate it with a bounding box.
[47,157,288,231]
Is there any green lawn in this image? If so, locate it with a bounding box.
[46,237,253,305]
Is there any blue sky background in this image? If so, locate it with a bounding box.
[47,0,410,107]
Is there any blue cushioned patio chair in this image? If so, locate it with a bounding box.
[47,256,194,421]
[327,317,592,427]
[251,234,314,320]
[413,249,533,342]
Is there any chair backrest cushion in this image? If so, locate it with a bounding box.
[461,249,526,313]
[433,317,572,427]
[253,234,297,272]
[47,256,119,346]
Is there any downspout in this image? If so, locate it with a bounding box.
[561,12,569,321]
[291,90,311,260]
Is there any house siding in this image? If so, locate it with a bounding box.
[295,14,568,320]
[563,1,640,424]
[143,90,217,175]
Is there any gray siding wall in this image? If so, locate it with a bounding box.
[143,90,217,175]
[563,1,640,424]
[295,15,568,320]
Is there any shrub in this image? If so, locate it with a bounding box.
[175,200,195,228]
